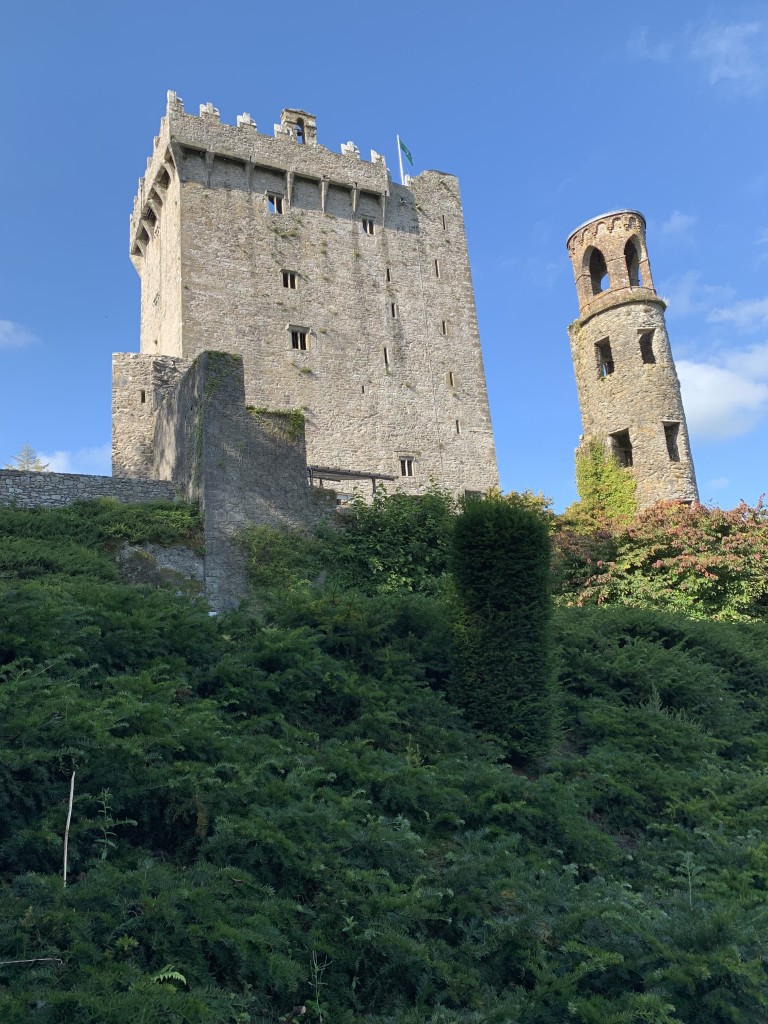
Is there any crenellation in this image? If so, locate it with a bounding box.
[199,101,220,121]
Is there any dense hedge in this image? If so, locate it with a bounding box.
[0,496,766,1022]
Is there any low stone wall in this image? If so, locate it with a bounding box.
[0,470,178,508]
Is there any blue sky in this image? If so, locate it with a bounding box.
[1,1,766,511]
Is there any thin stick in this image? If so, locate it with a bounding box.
[63,771,75,887]
[0,958,64,967]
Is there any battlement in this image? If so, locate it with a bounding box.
[130,91,396,257]
[567,209,658,323]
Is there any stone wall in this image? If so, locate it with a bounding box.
[0,471,178,508]
[154,351,334,609]
[112,353,189,477]
[568,301,698,508]
[120,94,498,499]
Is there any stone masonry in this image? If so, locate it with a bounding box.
[0,470,177,508]
[152,351,334,609]
[113,92,499,496]
[566,211,698,509]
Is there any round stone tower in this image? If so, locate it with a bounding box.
[566,210,698,509]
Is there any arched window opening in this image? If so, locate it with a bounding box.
[625,238,642,287]
[296,119,305,144]
[588,247,609,294]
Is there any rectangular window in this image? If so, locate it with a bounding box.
[140,390,146,404]
[383,346,389,368]
[290,328,308,351]
[455,419,461,434]
[441,320,449,336]
[267,193,284,214]
[447,370,456,388]
[639,331,656,364]
[282,270,297,289]
[434,259,440,278]
[664,422,680,461]
[362,217,375,235]
[610,429,633,468]
[399,457,414,477]
[596,340,614,378]
[385,267,392,282]
[442,215,447,230]
[390,302,397,318]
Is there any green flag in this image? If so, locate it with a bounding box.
[399,138,413,166]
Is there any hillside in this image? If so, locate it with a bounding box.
[0,495,767,1023]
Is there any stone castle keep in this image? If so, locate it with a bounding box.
[0,95,698,606]
[112,92,498,497]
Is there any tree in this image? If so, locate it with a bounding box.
[4,443,50,472]
[449,492,557,765]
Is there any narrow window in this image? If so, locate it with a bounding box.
[664,422,680,462]
[639,331,656,364]
[383,346,389,367]
[140,390,146,404]
[282,270,297,289]
[362,217,375,235]
[625,238,642,287]
[611,430,633,468]
[400,457,414,477]
[361,385,365,394]
[447,370,456,388]
[385,267,392,282]
[434,259,440,278]
[442,214,447,230]
[390,302,397,318]
[290,328,308,351]
[595,340,614,378]
[455,419,461,434]
[588,247,609,294]
[267,193,284,214]
[296,119,305,144]
[441,320,449,336]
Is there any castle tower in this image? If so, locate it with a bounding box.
[566,210,698,509]
[112,92,498,498]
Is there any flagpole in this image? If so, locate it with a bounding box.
[396,133,405,186]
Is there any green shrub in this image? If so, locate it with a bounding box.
[450,493,557,764]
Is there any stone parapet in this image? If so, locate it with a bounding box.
[0,471,178,509]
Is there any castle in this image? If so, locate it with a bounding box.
[112,93,499,498]
[0,94,698,608]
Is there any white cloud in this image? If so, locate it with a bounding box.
[38,444,112,475]
[630,20,768,96]
[660,271,735,317]
[707,477,731,491]
[678,342,768,439]
[0,320,38,348]
[708,297,768,331]
[658,210,697,240]
[628,29,673,62]
[687,21,768,96]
